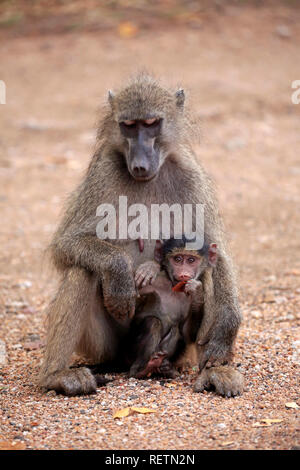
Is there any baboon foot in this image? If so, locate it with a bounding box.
[40,367,97,396]
[130,351,167,378]
[194,365,244,397]
[158,358,180,379]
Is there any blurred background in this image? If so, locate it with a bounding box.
[0,0,299,450]
[0,0,299,282]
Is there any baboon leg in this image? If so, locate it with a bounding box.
[76,285,125,364]
[129,317,163,378]
[159,326,180,359]
[194,365,244,397]
[39,267,119,395]
[197,254,241,370]
[131,325,181,379]
[193,256,243,397]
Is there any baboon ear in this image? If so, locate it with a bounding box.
[154,240,163,264]
[108,90,115,107]
[175,89,185,107]
[208,243,218,267]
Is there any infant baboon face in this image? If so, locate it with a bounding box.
[169,254,203,282]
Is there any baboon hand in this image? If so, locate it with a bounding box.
[102,268,136,321]
[135,261,160,288]
[40,367,97,396]
[194,365,244,397]
[184,279,203,296]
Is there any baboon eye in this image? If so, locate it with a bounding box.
[123,120,136,127]
[188,257,196,264]
[143,118,159,127]
[174,256,183,263]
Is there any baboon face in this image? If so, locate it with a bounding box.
[119,118,163,181]
[107,74,185,182]
[154,238,218,285]
[167,253,203,282]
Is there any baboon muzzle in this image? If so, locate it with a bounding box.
[128,135,158,181]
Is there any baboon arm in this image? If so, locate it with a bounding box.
[198,254,241,370]
[188,281,204,308]
[51,231,131,276]
[52,231,137,320]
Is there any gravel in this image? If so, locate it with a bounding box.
[0,5,299,450]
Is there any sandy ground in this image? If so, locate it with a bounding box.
[0,6,299,450]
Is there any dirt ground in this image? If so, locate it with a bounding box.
[0,4,299,450]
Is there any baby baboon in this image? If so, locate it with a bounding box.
[39,73,243,397]
[128,237,217,379]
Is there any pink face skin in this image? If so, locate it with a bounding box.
[169,254,202,282]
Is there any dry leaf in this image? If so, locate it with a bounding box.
[131,407,156,414]
[0,440,26,450]
[113,407,131,419]
[285,402,299,409]
[253,418,283,427]
[285,270,300,277]
[221,441,234,447]
[23,340,44,351]
[113,406,156,419]
[118,22,138,38]
[251,310,262,319]
[22,306,37,314]
[67,160,82,170]
[262,418,283,424]
[261,292,275,303]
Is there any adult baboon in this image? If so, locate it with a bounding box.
[39,73,243,397]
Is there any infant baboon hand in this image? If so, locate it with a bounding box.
[184,279,202,295]
[135,261,160,288]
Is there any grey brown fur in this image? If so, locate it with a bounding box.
[39,73,243,396]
